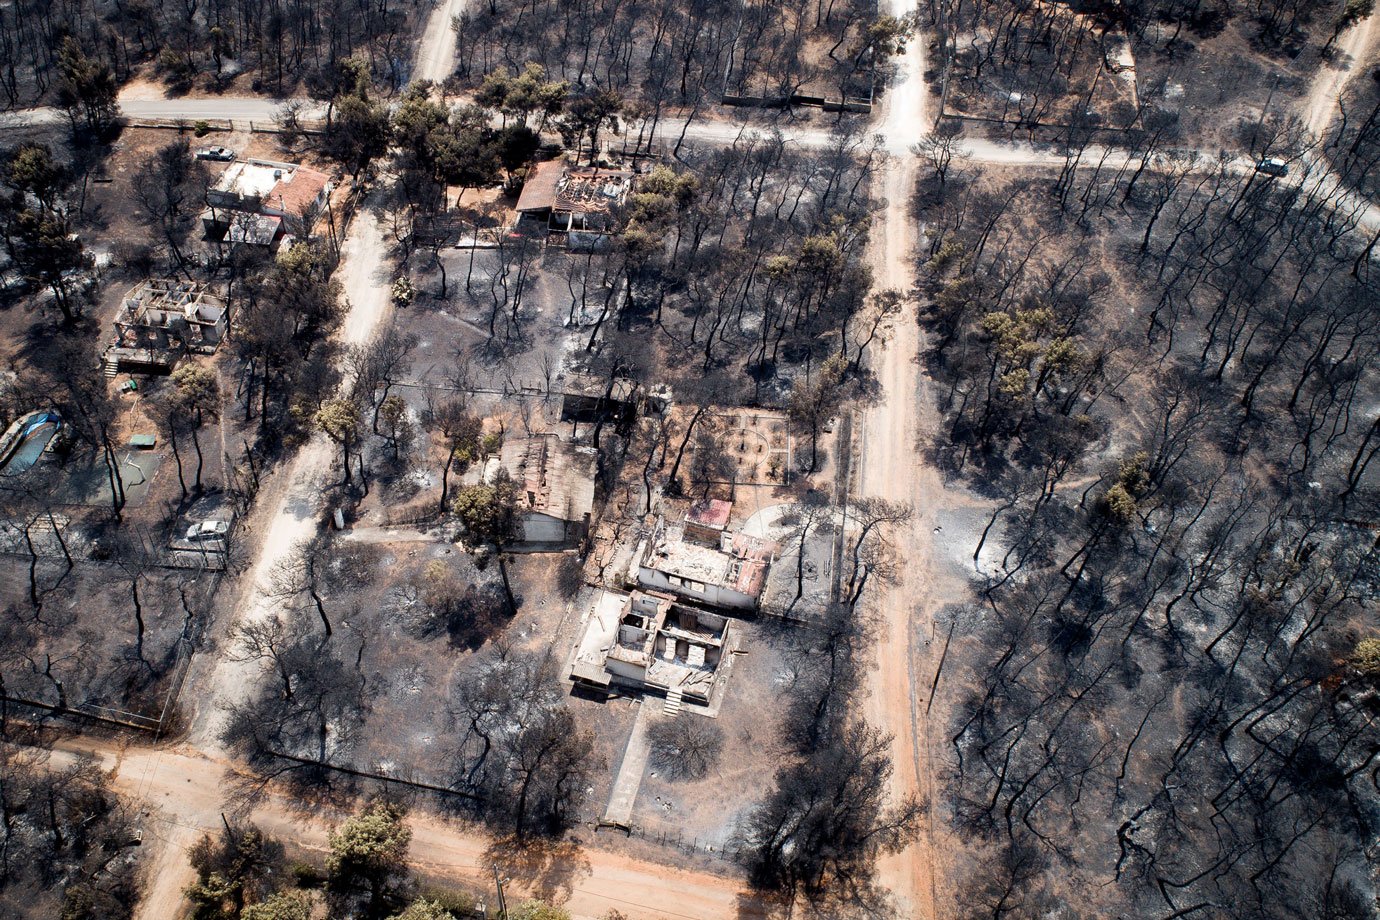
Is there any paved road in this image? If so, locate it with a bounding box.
[602,702,653,827]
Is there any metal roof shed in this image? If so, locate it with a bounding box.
[515,160,566,213]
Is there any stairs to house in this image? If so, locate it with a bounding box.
[102,353,120,379]
[663,687,684,716]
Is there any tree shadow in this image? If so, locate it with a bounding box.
[735,889,789,919]
[739,876,905,920]
[445,582,513,651]
[468,328,535,364]
[483,833,591,907]
[219,752,357,823]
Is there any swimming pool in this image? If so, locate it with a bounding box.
[0,410,62,476]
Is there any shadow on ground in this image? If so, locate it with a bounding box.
[484,834,591,906]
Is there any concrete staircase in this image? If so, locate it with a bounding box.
[663,687,684,716]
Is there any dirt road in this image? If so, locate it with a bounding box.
[128,44,406,920]
[133,191,398,920]
[847,13,1380,919]
[413,0,468,85]
[1303,9,1379,138]
[850,3,944,916]
[191,208,394,749]
[53,737,764,920]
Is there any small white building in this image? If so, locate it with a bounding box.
[203,158,331,243]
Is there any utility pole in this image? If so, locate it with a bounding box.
[491,864,508,920]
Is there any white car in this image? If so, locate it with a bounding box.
[195,146,236,161]
[186,520,229,541]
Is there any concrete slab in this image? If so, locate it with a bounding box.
[603,701,652,828]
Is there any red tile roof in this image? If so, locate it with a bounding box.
[268,166,329,217]
[686,499,733,530]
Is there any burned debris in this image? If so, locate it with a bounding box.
[104,279,228,375]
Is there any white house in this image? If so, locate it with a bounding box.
[570,589,733,707]
[202,158,331,245]
[631,511,777,611]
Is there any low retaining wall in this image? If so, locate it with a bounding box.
[722,93,872,114]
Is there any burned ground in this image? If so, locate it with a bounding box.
[395,131,886,417]
[915,132,1380,916]
[454,0,891,108]
[0,556,216,725]
[937,0,1350,150]
[0,739,144,920]
[0,0,429,108]
[1324,44,1380,199]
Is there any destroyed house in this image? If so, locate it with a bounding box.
[490,433,597,546]
[104,280,228,376]
[223,212,282,247]
[560,375,641,429]
[632,509,777,611]
[203,159,330,245]
[684,498,732,545]
[571,589,732,706]
[515,159,633,248]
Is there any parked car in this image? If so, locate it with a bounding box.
[195,146,236,162]
[186,520,230,541]
[1255,157,1289,177]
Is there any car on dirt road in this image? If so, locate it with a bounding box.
[186,520,230,541]
[1255,157,1289,177]
[195,146,236,162]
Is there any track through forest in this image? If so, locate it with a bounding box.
[1304,6,1379,137]
[854,0,941,914]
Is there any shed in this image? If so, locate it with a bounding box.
[685,499,733,546]
[515,160,566,214]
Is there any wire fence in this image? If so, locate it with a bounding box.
[601,817,747,864]
[0,519,222,738]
